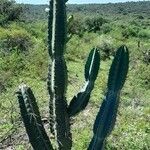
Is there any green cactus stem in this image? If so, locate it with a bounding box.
[68,48,100,117]
[16,84,53,150]
[47,0,72,149]
[88,45,129,150]
[107,45,129,92]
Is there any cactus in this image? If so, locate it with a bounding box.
[16,0,129,150]
[47,1,72,149]
[88,45,129,150]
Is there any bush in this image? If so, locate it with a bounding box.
[67,16,85,37]
[142,49,150,65]
[122,25,140,38]
[20,22,47,39]
[0,81,6,93]
[0,27,33,52]
[0,50,26,89]
[101,24,113,34]
[67,16,108,36]
[138,29,150,39]
[98,42,115,60]
[84,16,108,33]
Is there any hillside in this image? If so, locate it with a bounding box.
[21,1,150,21]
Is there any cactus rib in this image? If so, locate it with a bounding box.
[47,64,55,135]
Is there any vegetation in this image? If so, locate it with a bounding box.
[0,0,23,25]
[0,0,150,150]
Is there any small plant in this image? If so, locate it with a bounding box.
[16,0,129,150]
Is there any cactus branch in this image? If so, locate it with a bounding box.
[47,65,55,135]
[88,45,129,150]
[68,48,100,117]
[16,85,53,150]
[107,45,129,92]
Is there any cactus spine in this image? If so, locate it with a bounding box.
[16,0,129,149]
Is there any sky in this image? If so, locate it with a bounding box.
[15,0,143,5]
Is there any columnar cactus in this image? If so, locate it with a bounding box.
[16,0,129,150]
[88,46,129,150]
[48,0,71,148]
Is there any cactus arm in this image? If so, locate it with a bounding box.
[85,48,100,81]
[88,92,119,150]
[48,0,72,149]
[68,48,100,117]
[107,45,129,92]
[51,0,66,57]
[67,81,92,117]
[16,85,53,150]
[88,46,129,150]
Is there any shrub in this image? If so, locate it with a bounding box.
[84,16,108,33]
[122,25,139,38]
[97,36,115,60]
[67,16,85,37]
[101,23,113,34]
[67,16,108,35]
[138,29,150,39]
[0,81,6,93]
[142,49,150,65]
[0,28,33,52]
[0,50,26,89]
